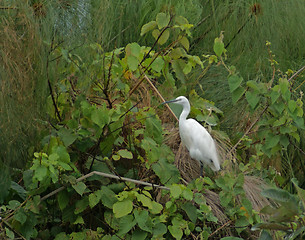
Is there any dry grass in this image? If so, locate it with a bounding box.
[164,124,274,236]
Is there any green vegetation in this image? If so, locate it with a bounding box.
[1,1,305,239]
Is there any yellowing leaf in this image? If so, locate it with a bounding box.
[117,149,133,159]
[156,12,170,29]
[113,200,133,218]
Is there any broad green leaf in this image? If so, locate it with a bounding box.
[132,229,148,240]
[134,209,153,233]
[117,149,133,159]
[34,165,48,181]
[56,146,70,163]
[180,36,190,51]
[127,55,139,71]
[141,21,157,36]
[246,80,260,91]
[152,29,160,40]
[91,108,109,128]
[137,194,152,209]
[245,91,260,109]
[150,201,163,214]
[101,186,117,209]
[58,128,77,147]
[261,188,295,203]
[14,208,27,224]
[8,200,21,210]
[265,134,280,149]
[118,215,136,236]
[172,59,186,83]
[126,42,141,58]
[231,87,246,104]
[213,40,224,57]
[158,29,170,45]
[228,75,243,92]
[74,216,84,224]
[57,190,69,211]
[175,16,189,25]
[270,87,280,104]
[181,202,197,223]
[170,184,182,199]
[182,188,193,201]
[5,228,15,239]
[150,56,164,73]
[156,12,170,29]
[152,223,167,237]
[72,182,87,196]
[168,224,183,240]
[288,100,297,113]
[113,199,133,218]
[89,190,102,208]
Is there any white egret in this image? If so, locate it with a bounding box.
[163,96,221,176]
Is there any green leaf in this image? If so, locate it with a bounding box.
[152,223,167,237]
[58,128,77,147]
[141,21,157,36]
[228,75,243,92]
[168,224,183,240]
[137,194,152,209]
[265,134,280,149]
[127,55,139,71]
[158,29,170,45]
[72,182,87,196]
[14,208,27,225]
[245,91,260,109]
[118,215,136,236]
[150,201,163,214]
[180,37,190,51]
[91,107,109,128]
[74,197,89,214]
[182,188,193,201]
[128,55,139,71]
[127,42,141,58]
[113,199,133,218]
[117,149,133,159]
[181,202,197,223]
[246,80,260,91]
[134,209,153,233]
[170,184,182,199]
[213,40,225,57]
[34,165,48,181]
[89,190,102,208]
[101,186,117,209]
[56,146,70,163]
[156,12,170,29]
[231,87,246,104]
[150,57,164,73]
[261,188,295,203]
[288,100,297,113]
[57,190,69,211]
[5,227,15,239]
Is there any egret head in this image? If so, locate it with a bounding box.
[162,96,190,109]
[207,156,221,172]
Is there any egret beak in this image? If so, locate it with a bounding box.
[162,99,179,105]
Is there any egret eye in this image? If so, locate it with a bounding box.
[209,159,213,164]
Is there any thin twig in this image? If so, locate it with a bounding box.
[288,65,305,82]
[41,171,169,201]
[208,220,232,238]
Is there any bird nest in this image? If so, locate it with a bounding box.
[164,125,273,231]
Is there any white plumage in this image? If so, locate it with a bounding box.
[163,96,221,175]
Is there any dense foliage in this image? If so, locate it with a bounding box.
[1,1,305,239]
